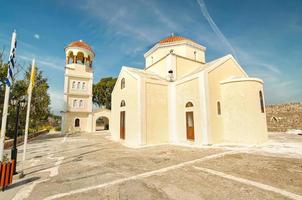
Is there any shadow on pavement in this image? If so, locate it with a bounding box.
[6,176,40,190]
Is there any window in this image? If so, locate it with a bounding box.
[185,102,193,108]
[72,81,76,89]
[194,51,197,60]
[120,100,126,107]
[217,101,221,115]
[121,78,125,89]
[82,82,86,90]
[75,118,80,127]
[79,100,83,108]
[259,91,265,113]
[77,82,80,89]
[73,99,77,108]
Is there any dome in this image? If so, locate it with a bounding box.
[65,40,95,55]
[159,35,192,44]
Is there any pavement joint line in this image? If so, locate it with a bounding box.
[43,150,238,200]
[193,166,302,200]
[11,134,69,200]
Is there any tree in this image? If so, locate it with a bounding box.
[93,77,117,109]
[5,64,51,138]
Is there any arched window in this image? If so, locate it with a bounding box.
[72,81,76,89]
[259,91,265,113]
[82,82,86,90]
[79,100,83,108]
[194,51,197,60]
[217,101,221,115]
[76,52,85,64]
[68,51,74,64]
[185,102,193,108]
[121,78,125,89]
[120,100,126,107]
[86,56,91,67]
[75,118,80,127]
[77,82,80,89]
[73,99,78,108]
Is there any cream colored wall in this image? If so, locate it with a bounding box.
[145,43,205,68]
[220,78,268,144]
[145,45,186,67]
[207,58,247,144]
[63,112,89,132]
[145,82,169,144]
[145,56,167,78]
[176,56,203,79]
[63,47,93,134]
[175,78,202,144]
[111,69,140,146]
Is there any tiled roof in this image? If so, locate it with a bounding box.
[159,35,191,44]
[66,40,94,54]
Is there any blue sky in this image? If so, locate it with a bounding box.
[1,0,302,114]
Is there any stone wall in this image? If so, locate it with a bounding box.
[266,102,302,132]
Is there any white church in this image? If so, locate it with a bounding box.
[61,35,268,147]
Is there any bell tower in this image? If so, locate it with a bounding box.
[61,40,94,133]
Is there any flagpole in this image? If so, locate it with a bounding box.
[0,31,17,162]
[22,59,35,161]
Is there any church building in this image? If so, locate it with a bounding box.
[62,35,268,147]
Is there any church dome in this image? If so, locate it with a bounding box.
[65,40,95,55]
[159,35,192,44]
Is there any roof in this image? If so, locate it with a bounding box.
[124,67,167,81]
[159,35,192,44]
[65,40,95,55]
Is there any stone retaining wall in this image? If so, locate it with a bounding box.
[4,129,49,149]
[266,103,302,132]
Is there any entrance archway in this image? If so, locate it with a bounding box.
[92,108,111,133]
[95,116,109,131]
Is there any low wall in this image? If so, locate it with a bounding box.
[4,129,49,149]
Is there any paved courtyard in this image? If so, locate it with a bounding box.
[1,132,302,200]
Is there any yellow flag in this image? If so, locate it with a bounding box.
[27,59,36,94]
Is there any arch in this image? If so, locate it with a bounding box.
[67,51,74,64]
[185,102,193,108]
[82,82,86,89]
[75,118,80,127]
[76,52,85,64]
[92,108,111,132]
[217,101,221,115]
[95,116,109,131]
[77,82,81,89]
[259,91,265,113]
[121,78,125,89]
[73,99,77,108]
[72,81,76,89]
[86,55,91,67]
[120,100,126,107]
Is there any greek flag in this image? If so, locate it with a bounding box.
[5,32,17,87]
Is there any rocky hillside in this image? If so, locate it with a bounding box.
[266,102,302,132]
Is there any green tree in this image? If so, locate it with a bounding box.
[5,64,51,137]
[93,77,117,109]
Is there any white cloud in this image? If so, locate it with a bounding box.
[34,34,40,40]
[18,54,64,71]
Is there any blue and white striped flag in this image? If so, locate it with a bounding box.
[5,31,17,87]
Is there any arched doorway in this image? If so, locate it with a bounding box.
[95,116,109,131]
[75,118,80,127]
[185,102,194,141]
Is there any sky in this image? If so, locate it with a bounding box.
[1,0,302,114]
